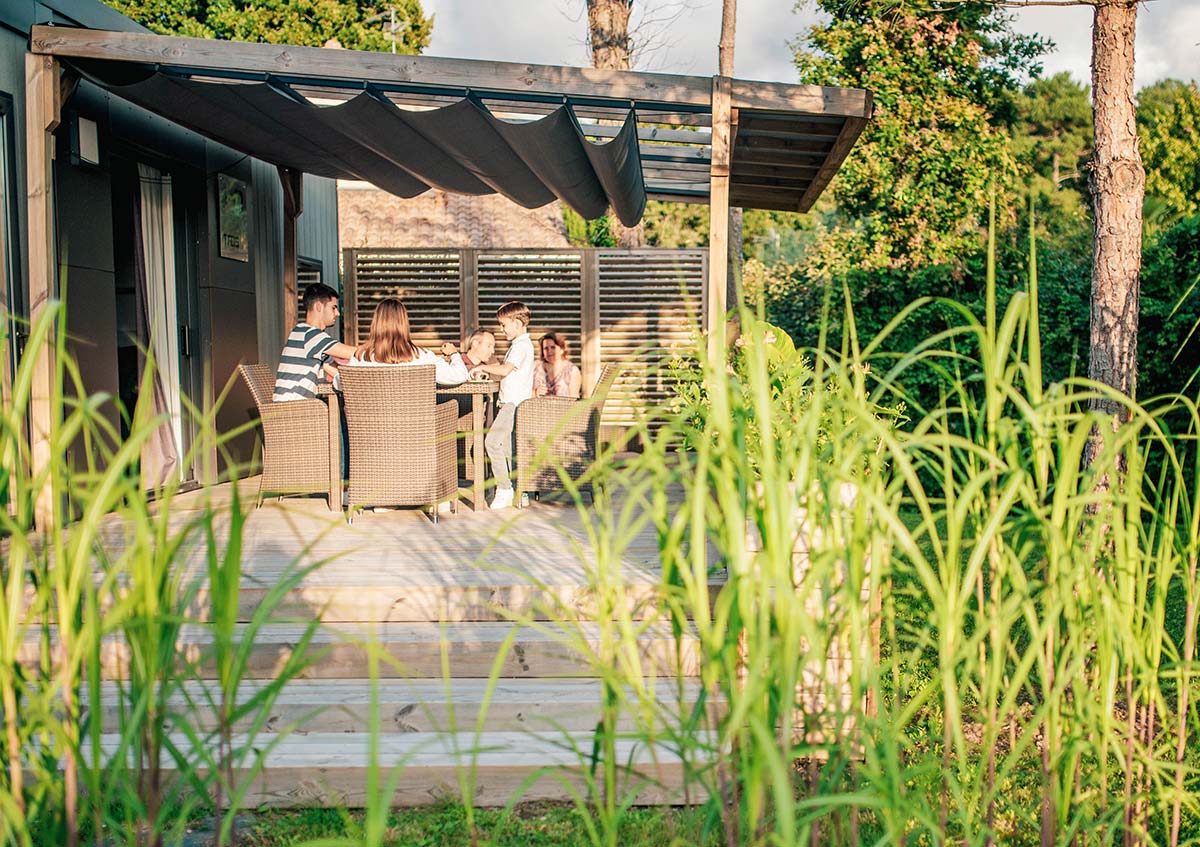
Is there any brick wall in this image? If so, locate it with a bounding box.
[338,183,571,249]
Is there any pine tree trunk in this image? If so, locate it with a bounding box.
[1087,0,1143,420]
[719,0,742,311]
[586,0,645,248]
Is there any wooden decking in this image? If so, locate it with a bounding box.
[33,480,719,808]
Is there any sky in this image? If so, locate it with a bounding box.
[419,0,1199,91]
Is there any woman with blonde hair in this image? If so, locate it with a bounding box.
[533,331,582,398]
[340,297,468,385]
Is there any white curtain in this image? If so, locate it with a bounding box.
[137,163,183,486]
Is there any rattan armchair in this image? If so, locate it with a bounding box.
[338,364,459,523]
[515,363,619,505]
[238,363,334,508]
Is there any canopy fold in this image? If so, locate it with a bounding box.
[100,68,647,224]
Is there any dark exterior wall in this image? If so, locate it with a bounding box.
[207,153,260,472]
[0,0,340,484]
[55,146,119,453]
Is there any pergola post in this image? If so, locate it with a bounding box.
[25,53,61,530]
[279,166,303,333]
[706,75,733,360]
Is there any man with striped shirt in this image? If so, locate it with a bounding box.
[274,283,356,401]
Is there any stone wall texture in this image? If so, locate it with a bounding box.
[338,185,571,249]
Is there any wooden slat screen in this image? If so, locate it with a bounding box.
[598,251,705,427]
[346,248,706,429]
[476,252,583,361]
[349,250,461,349]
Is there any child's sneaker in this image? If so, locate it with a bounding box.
[489,489,515,510]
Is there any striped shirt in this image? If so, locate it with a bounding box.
[274,323,338,401]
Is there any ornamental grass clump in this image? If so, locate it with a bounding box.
[0,302,325,847]
[550,209,1200,846]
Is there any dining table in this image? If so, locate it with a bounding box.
[437,379,500,512]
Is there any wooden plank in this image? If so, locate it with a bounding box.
[95,731,710,808]
[580,249,599,393]
[731,79,872,118]
[706,76,732,356]
[94,678,715,734]
[460,248,476,341]
[25,53,60,531]
[23,620,703,680]
[733,162,821,179]
[342,248,358,346]
[797,112,871,213]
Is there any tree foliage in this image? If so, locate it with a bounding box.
[103,0,432,52]
[792,0,1046,273]
[1011,72,1093,237]
[1138,79,1200,228]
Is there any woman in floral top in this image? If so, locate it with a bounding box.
[533,332,583,398]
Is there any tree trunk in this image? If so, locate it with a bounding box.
[1087,0,1143,420]
[719,0,742,311]
[586,0,631,71]
[586,0,645,248]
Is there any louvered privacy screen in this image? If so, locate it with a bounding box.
[343,248,707,429]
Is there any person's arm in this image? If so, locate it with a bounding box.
[471,360,515,379]
[431,350,469,385]
[326,340,356,361]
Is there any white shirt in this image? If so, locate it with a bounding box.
[499,333,535,406]
[333,348,469,391]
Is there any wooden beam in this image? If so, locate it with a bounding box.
[25,53,61,530]
[796,111,871,213]
[706,76,732,360]
[731,79,872,119]
[279,167,303,334]
[342,248,359,346]
[580,250,599,394]
[32,25,872,119]
[32,25,714,108]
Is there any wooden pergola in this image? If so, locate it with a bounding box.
[24,24,872,523]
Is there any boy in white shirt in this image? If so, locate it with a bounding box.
[470,301,535,509]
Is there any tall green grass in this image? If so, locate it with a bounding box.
[516,212,1200,846]
[0,302,322,847]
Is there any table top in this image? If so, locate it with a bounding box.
[438,380,499,396]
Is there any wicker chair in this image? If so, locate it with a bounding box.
[238,363,334,508]
[515,363,619,506]
[338,364,459,523]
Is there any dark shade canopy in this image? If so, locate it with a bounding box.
[98,70,647,226]
[44,27,873,214]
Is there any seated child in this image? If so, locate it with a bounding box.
[469,301,535,509]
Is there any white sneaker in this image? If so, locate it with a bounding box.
[489,489,514,510]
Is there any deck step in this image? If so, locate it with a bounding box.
[93,678,722,734]
[96,730,715,807]
[22,582,726,624]
[25,621,704,680]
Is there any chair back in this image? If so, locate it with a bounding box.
[338,364,446,507]
[238,363,275,410]
[586,362,620,422]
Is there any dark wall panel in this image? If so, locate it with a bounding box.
[205,287,259,473]
[56,157,121,452]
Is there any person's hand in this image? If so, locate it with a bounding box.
[534,386,547,397]
[440,342,458,357]
[469,366,486,380]
[322,362,339,382]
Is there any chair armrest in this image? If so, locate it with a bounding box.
[435,399,458,437]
